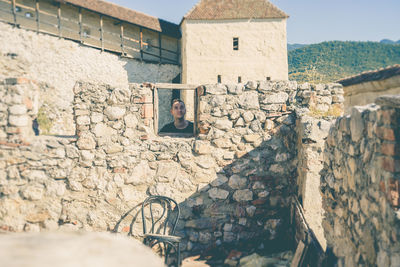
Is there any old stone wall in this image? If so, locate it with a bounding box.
[0,22,180,135]
[0,78,344,260]
[321,96,400,266]
[293,83,344,251]
[0,78,40,143]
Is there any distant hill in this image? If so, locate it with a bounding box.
[287,43,308,51]
[288,41,400,83]
[380,39,400,44]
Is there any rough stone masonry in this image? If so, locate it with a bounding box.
[321,95,400,267]
[1,76,346,260]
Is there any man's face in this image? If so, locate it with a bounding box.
[171,101,186,119]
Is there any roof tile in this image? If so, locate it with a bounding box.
[184,0,288,20]
[56,0,181,38]
[338,65,400,87]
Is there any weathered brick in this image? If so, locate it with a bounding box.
[376,127,396,141]
[113,168,126,174]
[252,198,267,205]
[140,135,148,140]
[381,143,400,157]
[381,157,400,173]
[377,109,397,125]
[380,181,386,194]
[141,104,153,118]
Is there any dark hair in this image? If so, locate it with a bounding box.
[171,98,185,108]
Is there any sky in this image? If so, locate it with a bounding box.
[107,0,400,44]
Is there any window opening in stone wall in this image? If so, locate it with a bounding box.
[238,76,242,83]
[218,75,222,83]
[154,84,200,138]
[233,37,239,50]
[266,77,271,81]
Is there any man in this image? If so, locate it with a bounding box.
[160,99,193,134]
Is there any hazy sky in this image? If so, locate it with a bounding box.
[108,0,400,44]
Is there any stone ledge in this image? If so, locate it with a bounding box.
[376,95,400,109]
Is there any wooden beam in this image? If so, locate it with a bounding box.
[140,51,178,65]
[153,88,159,134]
[194,86,199,136]
[158,132,194,138]
[155,83,198,90]
[12,1,35,11]
[158,32,162,64]
[57,2,61,37]
[100,15,103,51]
[123,35,140,44]
[78,7,82,43]
[35,0,39,32]
[11,0,16,26]
[139,26,143,61]
[147,44,179,54]
[120,23,124,55]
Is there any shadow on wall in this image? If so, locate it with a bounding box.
[112,131,298,265]
[122,58,180,84]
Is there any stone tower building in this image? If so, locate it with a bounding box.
[181,0,289,84]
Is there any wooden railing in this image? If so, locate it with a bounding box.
[0,0,180,65]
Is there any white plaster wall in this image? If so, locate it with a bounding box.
[181,18,288,84]
[0,22,180,134]
[344,75,400,113]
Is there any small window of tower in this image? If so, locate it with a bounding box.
[238,76,242,83]
[233,37,239,50]
[217,75,222,83]
[266,77,271,81]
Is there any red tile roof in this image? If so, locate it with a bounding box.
[56,0,180,38]
[184,0,288,20]
[337,65,400,87]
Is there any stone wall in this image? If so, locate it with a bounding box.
[0,78,344,260]
[321,96,400,266]
[0,78,39,143]
[0,22,180,135]
[294,83,344,251]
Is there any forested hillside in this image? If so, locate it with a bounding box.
[288,41,400,83]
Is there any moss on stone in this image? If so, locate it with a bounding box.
[37,106,52,135]
[308,104,343,118]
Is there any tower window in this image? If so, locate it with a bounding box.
[233,37,239,50]
[217,75,222,83]
[238,76,242,83]
[266,77,271,81]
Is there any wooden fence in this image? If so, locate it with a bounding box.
[0,0,180,64]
